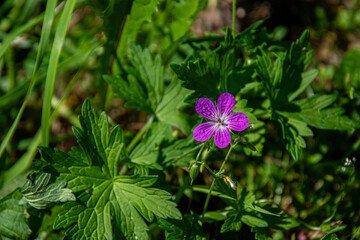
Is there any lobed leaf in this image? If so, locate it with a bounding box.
[106,44,192,132]
[42,100,182,239]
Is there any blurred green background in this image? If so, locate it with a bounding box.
[0,0,359,239]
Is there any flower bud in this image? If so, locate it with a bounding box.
[199,163,204,173]
[190,163,200,185]
[246,142,258,152]
[223,175,237,190]
[189,160,195,168]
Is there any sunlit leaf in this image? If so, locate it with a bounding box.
[40,100,182,239]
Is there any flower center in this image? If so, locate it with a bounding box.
[216,117,228,128]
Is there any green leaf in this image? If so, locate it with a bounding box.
[241,214,269,227]
[52,174,181,240]
[221,212,242,233]
[256,29,316,107]
[73,99,127,176]
[40,100,182,239]
[163,136,197,167]
[256,29,358,159]
[233,99,266,156]
[215,176,237,200]
[117,0,160,62]
[277,115,308,160]
[107,42,164,113]
[289,69,319,101]
[157,211,206,240]
[130,122,172,173]
[220,188,297,231]
[171,57,220,103]
[96,0,131,106]
[244,203,280,217]
[127,42,165,109]
[233,99,257,123]
[280,94,360,130]
[336,48,360,89]
[169,0,206,42]
[171,28,255,102]
[227,65,255,96]
[156,79,194,134]
[0,190,31,239]
[20,172,75,209]
[106,44,192,130]
[274,29,311,105]
[252,227,272,240]
[321,233,340,240]
[104,74,152,113]
[256,29,313,103]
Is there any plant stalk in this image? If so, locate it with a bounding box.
[202,142,237,219]
[232,0,236,37]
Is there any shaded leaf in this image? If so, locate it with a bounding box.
[157,211,205,240]
[104,74,152,113]
[162,136,197,167]
[20,172,75,209]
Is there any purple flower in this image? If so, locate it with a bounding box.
[193,93,249,148]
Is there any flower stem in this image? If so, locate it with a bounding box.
[202,162,216,177]
[126,115,154,154]
[218,143,236,175]
[232,0,236,37]
[202,142,237,220]
[202,178,216,220]
[195,142,206,164]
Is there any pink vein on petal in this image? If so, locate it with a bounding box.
[227,112,249,132]
[193,122,217,142]
[217,93,236,117]
[195,98,217,120]
[214,126,231,148]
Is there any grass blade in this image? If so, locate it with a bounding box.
[1,71,81,188]
[41,0,76,146]
[0,14,43,59]
[0,0,57,159]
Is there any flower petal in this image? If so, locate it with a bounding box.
[195,98,217,120]
[214,126,231,148]
[193,122,217,142]
[227,112,249,132]
[217,93,236,117]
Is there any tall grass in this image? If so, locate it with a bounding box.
[41,0,76,147]
[0,0,58,159]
